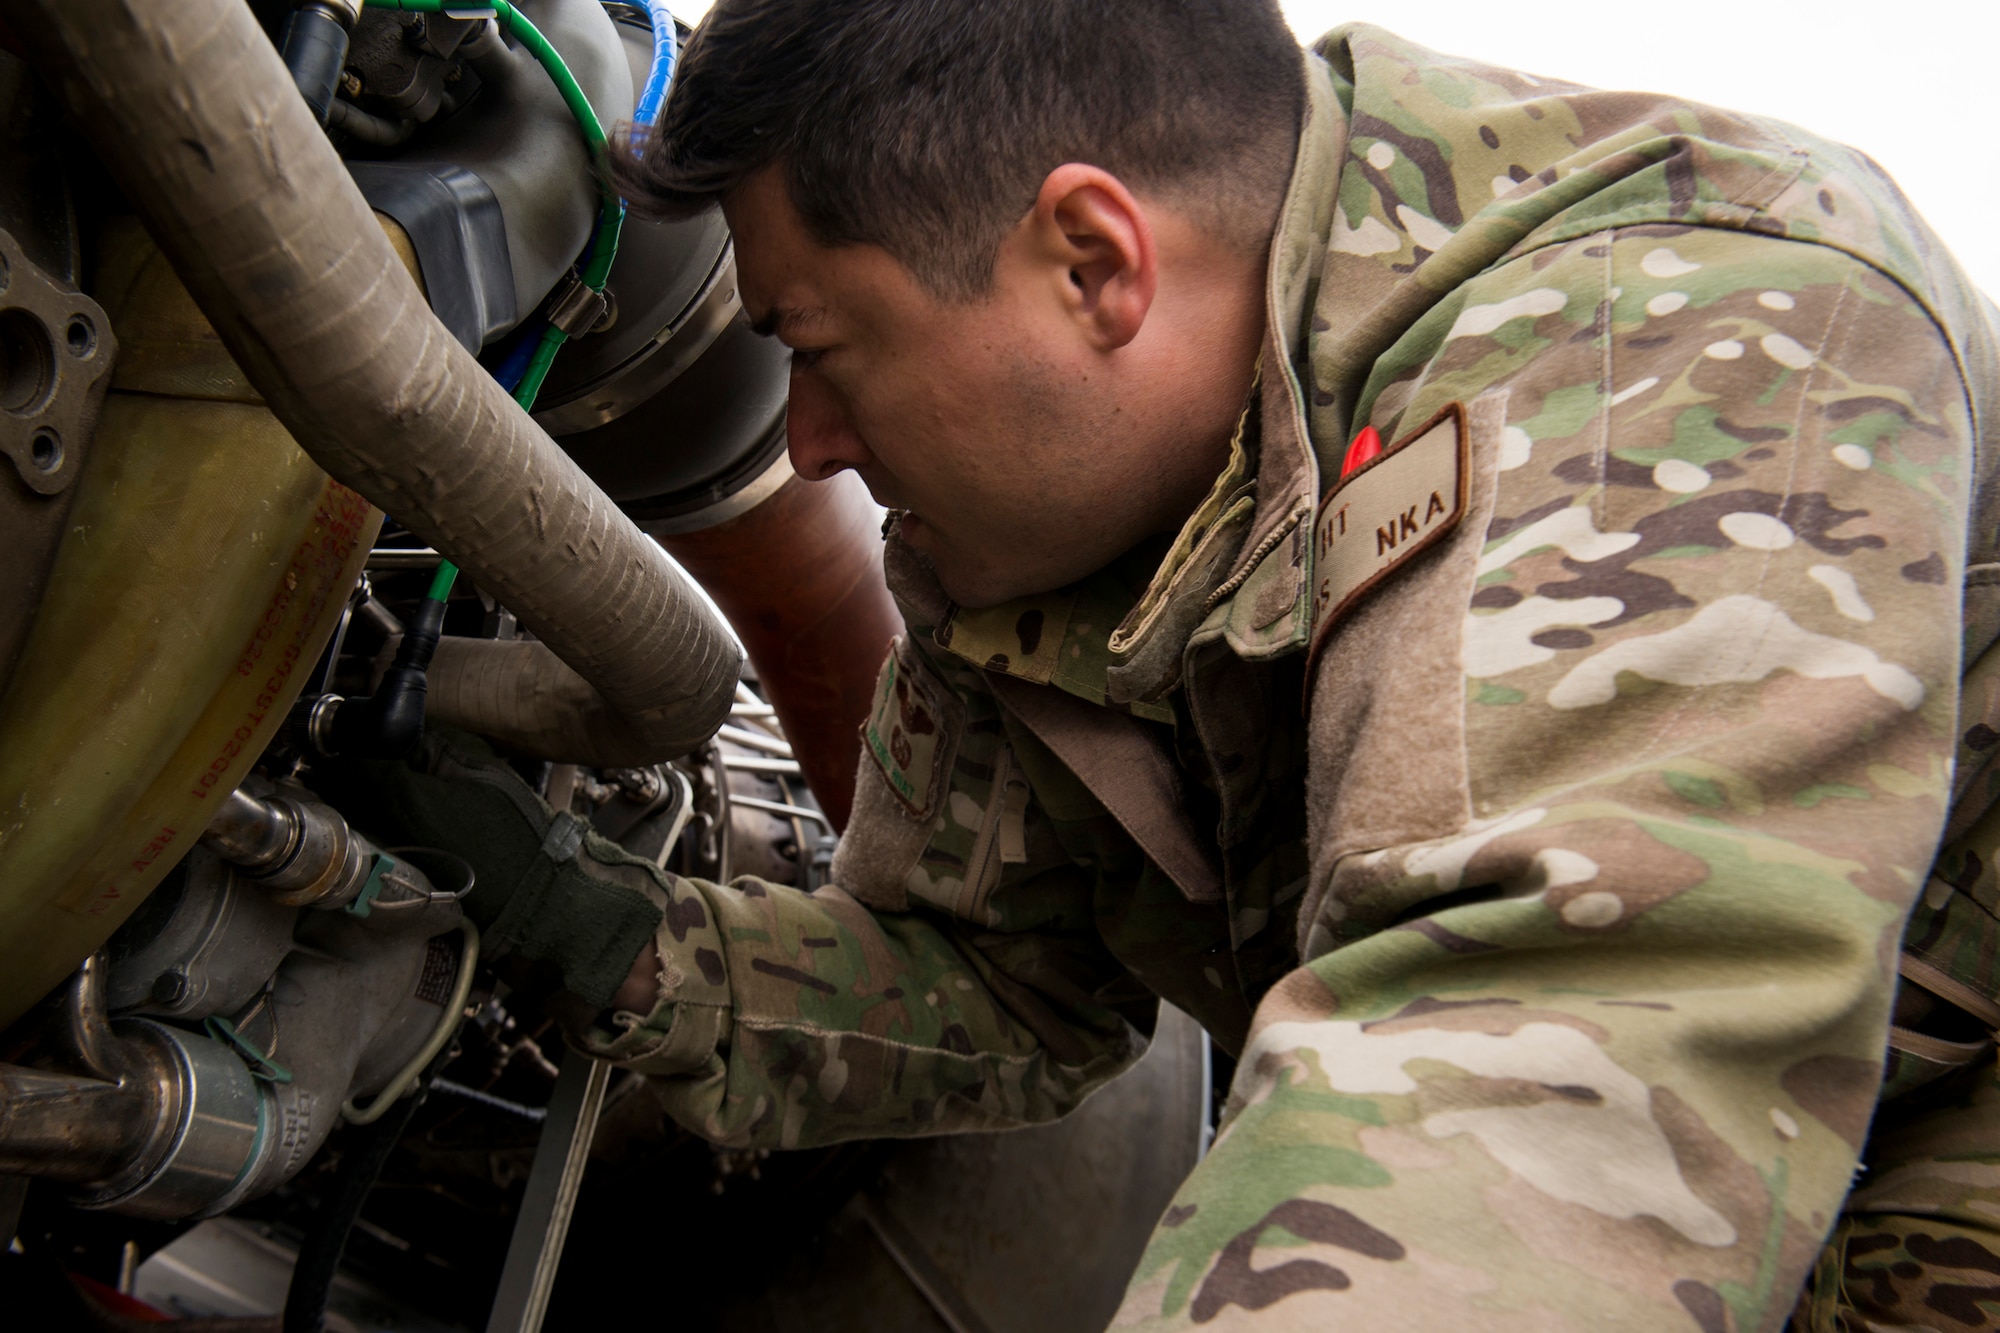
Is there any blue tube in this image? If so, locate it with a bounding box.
[631,0,678,130]
[489,2,670,410]
[492,317,545,392]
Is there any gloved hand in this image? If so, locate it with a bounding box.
[312,726,670,1010]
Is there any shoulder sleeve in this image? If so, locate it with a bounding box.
[1116,226,1975,1329]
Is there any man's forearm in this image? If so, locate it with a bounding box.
[586,869,1147,1149]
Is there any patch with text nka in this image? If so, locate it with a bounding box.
[1308,403,1468,664]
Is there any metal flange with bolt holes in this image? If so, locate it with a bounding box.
[0,226,116,495]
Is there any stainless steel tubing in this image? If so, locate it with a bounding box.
[200,786,301,872]
[0,959,270,1220]
[200,785,369,909]
[0,1065,153,1184]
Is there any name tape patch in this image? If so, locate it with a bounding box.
[1309,403,1468,654]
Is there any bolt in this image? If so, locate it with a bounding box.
[151,970,192,1007]
[608,767,662,803]
[591,289,619,333]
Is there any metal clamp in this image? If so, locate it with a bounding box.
[530,245,741,437]
[542,273,610,338]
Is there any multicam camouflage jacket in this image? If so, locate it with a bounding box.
[585,25,2000,1331]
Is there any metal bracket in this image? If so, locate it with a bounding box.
[484,1054,611,1333]
[0,226,115,495]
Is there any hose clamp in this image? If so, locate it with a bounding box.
[543,274,611,339]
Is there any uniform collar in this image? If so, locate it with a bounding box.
[923,51,1348,706]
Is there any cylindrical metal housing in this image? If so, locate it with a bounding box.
[280,1,355,125]
[71,1019,270,1221]
[0,1017,270,1221]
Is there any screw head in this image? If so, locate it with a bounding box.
[151,970,192,1007]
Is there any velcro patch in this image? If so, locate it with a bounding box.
[1309,403,1468,661]
[862,637,951,819]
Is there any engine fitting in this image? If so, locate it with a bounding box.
[279,0,363,125]
[200,785,373,910]
[0,957,269,1220]
[0,835,477,1221]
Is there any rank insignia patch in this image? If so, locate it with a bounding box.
[862,638,951,819]
[1308,402,1468,660]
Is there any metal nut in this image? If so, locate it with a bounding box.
[149,970,191,1008]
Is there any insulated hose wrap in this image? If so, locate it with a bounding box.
[423,635,715,768]
[5,0,743,760]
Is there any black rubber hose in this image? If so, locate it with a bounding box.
[325,593,445,760]
[279,1085,426,1333]
[279,2,351,126]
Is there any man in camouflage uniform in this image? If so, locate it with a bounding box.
[373,1,2000,1326]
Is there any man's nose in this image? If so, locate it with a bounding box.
[785,363,872,482]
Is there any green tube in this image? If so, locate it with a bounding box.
[580,199,625,289]
[361,0,627,411]
[508,324,566,408]
[426,558,459,603]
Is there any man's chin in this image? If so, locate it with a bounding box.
[924,548,1012,610]
[896,517,1067,608]
[934,560,1048,611]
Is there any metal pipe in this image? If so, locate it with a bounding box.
[0,958,246,1216]
[0,1065,153,1184]
[201,786,301,873]
[730,794,832,831]
[44,951,121,1080]
[717,723,794,756]
[199,785,371,910]
[326,97,415,147]
[367,547,444,570]
[721,754,802,775]
[4,0,744,765]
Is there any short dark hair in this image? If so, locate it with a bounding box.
[611,0,1306,299]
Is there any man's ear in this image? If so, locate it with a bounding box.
[1021,163,1157,351]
